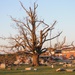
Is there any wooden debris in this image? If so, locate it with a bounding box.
[66,69,75,72]
[25,67,32,70]
[56,68,65,72]
[7,67,12,70]
[34,68,37,71]
[0,63,6,69]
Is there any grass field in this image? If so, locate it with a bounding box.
[0,65,75,75]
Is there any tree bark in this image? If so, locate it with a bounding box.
[32,53,39,66]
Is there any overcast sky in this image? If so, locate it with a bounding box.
[0,0,75,46]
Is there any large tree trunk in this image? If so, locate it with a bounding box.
[32,53,39,66]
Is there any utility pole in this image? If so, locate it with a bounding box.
[57,35,59,49]
[50,30,52,55]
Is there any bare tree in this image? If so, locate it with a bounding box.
[54,36,75,50]
[0,2,62,66]
[54,36,66,49]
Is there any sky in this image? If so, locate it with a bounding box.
[0,0,75,47]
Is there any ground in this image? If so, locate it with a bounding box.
[0,64,75,75]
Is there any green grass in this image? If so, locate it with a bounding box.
[0,65,75,75]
